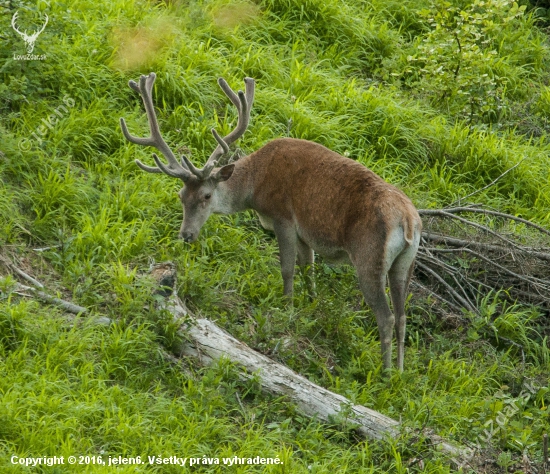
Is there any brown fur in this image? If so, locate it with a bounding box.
[226,138,419,260]
[202,137,423,372]
[122,73,422,372]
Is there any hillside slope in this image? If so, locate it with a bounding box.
[1,0,549,472]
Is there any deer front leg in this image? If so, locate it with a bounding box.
[297,238,315,300]
[273,222,298,299]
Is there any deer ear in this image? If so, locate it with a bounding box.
[214,164,235,182]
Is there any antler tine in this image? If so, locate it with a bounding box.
[212,128,230,154]
[177,129,226,180]
[217,78,241,110]
[120,72,192,181]
[181,154,204,177]
[11,11,21,34]
[201,77,255,174]
[150,153,190,179]
[135,159,164,174]
[202,131,231,173]
[216,77,255,146]
[136,74,183,170]
[36,14,48,35]
[243,77,255,113]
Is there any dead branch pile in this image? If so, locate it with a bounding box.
[415,204,550,314]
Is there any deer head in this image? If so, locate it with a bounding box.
[120,73,254,242]
[11,11,48,54]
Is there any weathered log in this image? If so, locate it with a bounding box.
[153,262,471,467]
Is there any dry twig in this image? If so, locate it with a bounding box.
[449,159,524,207]
[12,282,88,315]
[0,254,87,314]
[0,254,44,288]
[415,204,550,313]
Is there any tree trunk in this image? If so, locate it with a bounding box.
[165,292,471,467]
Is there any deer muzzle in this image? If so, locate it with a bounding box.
[179,230,197,243]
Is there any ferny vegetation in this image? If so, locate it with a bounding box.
[0,0,549,472]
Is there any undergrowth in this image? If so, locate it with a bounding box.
[0,0,549,472]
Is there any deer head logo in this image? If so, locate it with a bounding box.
[11,11,48,54]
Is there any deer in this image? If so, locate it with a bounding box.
[11,11,48,54]
[120,73,422,372]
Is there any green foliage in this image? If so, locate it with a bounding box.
[394,0,546,125]
[0,0,549,471]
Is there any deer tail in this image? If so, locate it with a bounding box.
[403,214,417,247]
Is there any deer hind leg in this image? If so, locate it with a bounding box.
[297,238,315,300]
[388,234,418,371]
[388,258,415,372]
[356,269,395,372]
[273,222,298,298]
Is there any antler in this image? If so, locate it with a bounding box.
[202,77,255,171]
[120,73,255,181]
[120,73,193,181]
[10,11,29,39]
[34,14,48,38]
[11,12,22,36]
[11,11,48,40]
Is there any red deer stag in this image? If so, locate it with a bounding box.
[120,73,422,372]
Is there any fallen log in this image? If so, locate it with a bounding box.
[149,263,472,468]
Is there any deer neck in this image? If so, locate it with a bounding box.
[213,157,256,215]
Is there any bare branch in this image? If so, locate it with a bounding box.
[419,209,522,249]
[449,159,523,207]
[0,254,44,288]
[422,232,550,261]
[410,280,464,313]
[1,254,87,314]
[418,253,478,310]
[416,201,550,315]
[423,206,550,239]
[424,246,550,289]
[415,260,477,313]
[12,282,87,315]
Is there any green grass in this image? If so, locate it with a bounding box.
[1,0,549,472]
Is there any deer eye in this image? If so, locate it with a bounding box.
[204,193,211,200]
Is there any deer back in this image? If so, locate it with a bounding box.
[230,137,419,254]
